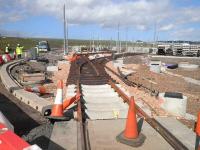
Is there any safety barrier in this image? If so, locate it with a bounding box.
[0,53,16,65]
[0,123,41,150]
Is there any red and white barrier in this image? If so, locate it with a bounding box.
[0,123,41,150]
[0,53,16,64]
[0,55,3,65]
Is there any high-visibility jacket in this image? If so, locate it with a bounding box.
[16,46,23,55]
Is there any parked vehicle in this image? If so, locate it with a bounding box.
[165,48,173,56]
[38,41,50,52]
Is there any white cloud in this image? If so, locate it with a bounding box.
[1,0,200,40]
[159,24,174,31]
[0,0,172,29]
[171,28,200,40]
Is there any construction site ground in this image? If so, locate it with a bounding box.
[123,55,199,126]
[0,51,199,149]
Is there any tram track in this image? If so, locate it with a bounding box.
[67,54,188,150]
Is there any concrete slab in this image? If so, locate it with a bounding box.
[83,92,118,97]
[66,92,76,97]
[83,96,123,103]
[86,109,128,120]
[87,119,173,150]
[156,117,196,150]
[47,66,58,72]
[85,102,128,110]
[81,88,115,93]
[48,121,77,150]
[82,84,111,89]
[57,60,69,65]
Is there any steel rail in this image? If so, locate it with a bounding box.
[108,80,188,150]
[82,56,100,76]
[105,65,159,96]
[76,56,91,150]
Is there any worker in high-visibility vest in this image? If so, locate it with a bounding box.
[16,44,23,59]
[5,44,11,54]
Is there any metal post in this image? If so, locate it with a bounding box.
[126,28,128,53]
[63,4,67,55]
[117,22,120,53]
[92,38,94,52]
[89,36,91,52]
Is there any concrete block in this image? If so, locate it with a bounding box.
[86,109,128,120]
[20,73,45,82]
[47,66,58,72]
[82,84,111,89]
[58,60,69,65]
[156,117,196,149]
[83,96,123,103]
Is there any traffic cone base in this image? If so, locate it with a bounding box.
[47,104,69,121]
[116,131,146,147]
[51,104,63,117]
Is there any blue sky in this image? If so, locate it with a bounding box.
[1,0,200,41]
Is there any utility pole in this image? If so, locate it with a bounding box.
[117,22,120,53]
[63,4,67,55]
[125,27,128,52]
[153,22,157,48]
[89,35,92,52]
[92,37,95,52]
[110,37,112,50]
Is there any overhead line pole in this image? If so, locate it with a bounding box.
[63,4,67,55]
[63,4,69,55]
[117,22,120,53]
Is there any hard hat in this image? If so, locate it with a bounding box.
[17,44,20,46]
[7,44,10,46]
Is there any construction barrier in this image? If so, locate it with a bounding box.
[0,53,16,65]
[0,55,3,65]
[0,123,41,150]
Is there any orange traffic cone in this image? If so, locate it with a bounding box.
[48,80,68,120]
[116,96,145,147]
[196,112,200,136]
[195,112,200,150]
[25,86,46,94]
